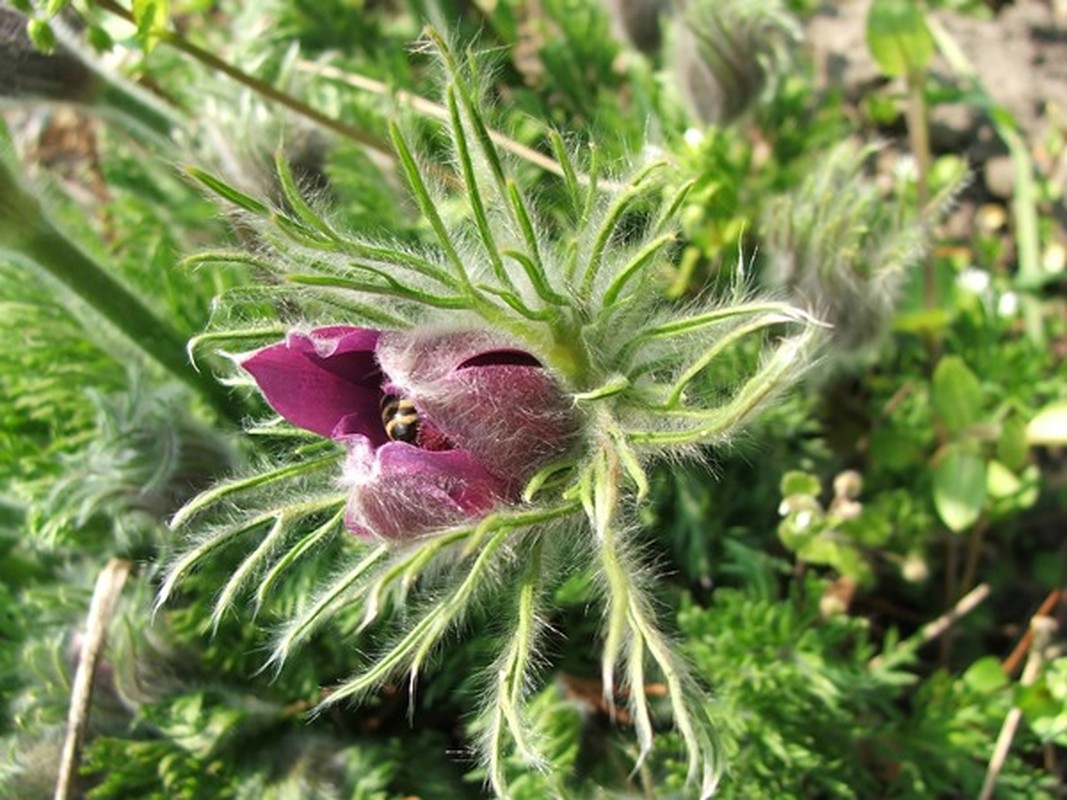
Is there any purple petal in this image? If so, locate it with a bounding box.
[376,330,580,489]
[426,364,581,489]
[241,326,386,440]
[376,329,531,389]
[342,442,505,539]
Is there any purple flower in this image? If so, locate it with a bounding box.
[241,326,580,540]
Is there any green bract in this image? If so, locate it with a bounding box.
[161,30,823,798]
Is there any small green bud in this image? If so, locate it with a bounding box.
[26,17,56,53]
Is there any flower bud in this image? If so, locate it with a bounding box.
[762,142,965,356]
[604,0,671,54]
[672,0,800,125]
[241,326,581,540]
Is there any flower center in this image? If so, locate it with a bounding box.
[380,394,455,451]
[380,394,419,443]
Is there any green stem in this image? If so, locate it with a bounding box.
[598,517,629,706]
[20,214,236,420]
[626,331,811,445]
[486,536,545,794]
[927,17,1045,344]
[579,162,664,303]
[323,526,511,709]
[302,59,617,188]
[170,451,340,528]
[905,69,935,314]
[93,74,182,141]
[1000,125,1044,344]
[959,517,989,603]
[93,0,392,158]
[547,314,594,386]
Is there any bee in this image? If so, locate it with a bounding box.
[380,394,419,443]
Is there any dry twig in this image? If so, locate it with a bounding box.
[979,616,1056,800]
[868,582,990,669]
[54,558,132,800]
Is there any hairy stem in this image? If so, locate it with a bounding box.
[18,209,236,420]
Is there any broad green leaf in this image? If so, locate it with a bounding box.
[933,442,986,532]
[963,656,1008,693]
[1027,401,1067,445]
[930,154,968,191]
[778,514,819,551]
[787,529,872,585]
[869,426,923,470]
[841,514,892,547]
[866,0,935,78]
[988,463,1040,517]
[931,356,982,436]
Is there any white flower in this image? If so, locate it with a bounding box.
[684,127,705,148]
[997,291,1019,317]
[956,267,990,295]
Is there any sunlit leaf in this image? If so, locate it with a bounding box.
[25,17,55,53]
[932,442,986,532]
[1027,401,1067,445]
[866,0,935,78]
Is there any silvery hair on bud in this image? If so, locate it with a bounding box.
[760,141,965,356]
[671,0,800,125]
[603,0,674,54]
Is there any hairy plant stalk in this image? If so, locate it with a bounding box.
[485,541,545,792]
[296,59,618,190]
[0,145,236,420]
